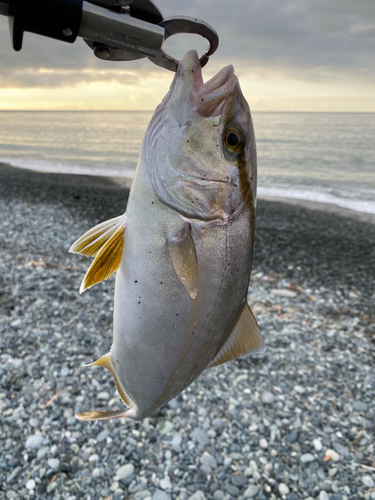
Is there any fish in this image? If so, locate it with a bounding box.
[70,50,265,421]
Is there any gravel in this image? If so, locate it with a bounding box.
[1,164,375,500]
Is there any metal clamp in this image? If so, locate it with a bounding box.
[0,0,219,71]
[149,16,219,72]
[84,0,219,71]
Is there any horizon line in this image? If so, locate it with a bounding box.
[1,110,375,114]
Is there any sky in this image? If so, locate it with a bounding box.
[0,0,374,111]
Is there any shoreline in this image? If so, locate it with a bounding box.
[1,162,374,224]
[1,160,374,318]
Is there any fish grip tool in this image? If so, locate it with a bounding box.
[0,0,219,71]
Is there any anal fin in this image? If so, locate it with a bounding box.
[168,223,198,299]
[76,353,135,421]
[209,302,265,368]
[84,353,133,409]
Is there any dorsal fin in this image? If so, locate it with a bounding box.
[79,222,126,293]
[209,302,265,368]
[167,223,198,299]
[69,215,126,257]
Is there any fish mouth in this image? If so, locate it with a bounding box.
[179,50,238,118]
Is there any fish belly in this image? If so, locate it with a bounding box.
[112,166,253,419]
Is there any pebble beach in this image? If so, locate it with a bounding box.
[0,162,374,500]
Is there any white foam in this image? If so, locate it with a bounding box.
[258,185,375,215]
[0,157,136,180]
[2,156,375,216]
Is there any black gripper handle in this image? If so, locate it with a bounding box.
[9,0,83,51]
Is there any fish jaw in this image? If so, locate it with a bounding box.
[144,50,256,222]
[165,50,238,126]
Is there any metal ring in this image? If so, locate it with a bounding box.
[148,16,219,72]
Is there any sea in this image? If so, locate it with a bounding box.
[0,111,374,214]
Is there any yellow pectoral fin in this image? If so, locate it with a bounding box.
[168,224,198,299]
[75,409,128,421]
[209,302,265,368]
[69,215,126,257]
[79,223,125,293]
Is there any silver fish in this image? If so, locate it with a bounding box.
[70,50,265,421]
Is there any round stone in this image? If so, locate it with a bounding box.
[6,491,18,500]
[188,491,205,500]
[286,430,299,444]
[26,479,36,490]
[7,467,22,484]
[259,438,268,449]
[116,463,135,481]
[110,481,119,492]
[324,449,340,462]
[333,443,349,457]
[200,451,217,469]
[60,366,70,376]
[353,401,368,412]
[243,485,259,498]
[225,484,239,496]
[160,477,172,490]
[278,483,289,495]
[25,434,44,450]
[262,391,275,404]
[158,421,174,435]
[97,429,110,442]
[92,467,101,478]
[48,458,59,470]
[313,438,323,451]
[231,474,247,486]
[362,475,375,488]
[191,428,209,445]
[214,490,224,500]
[37,446,49,459]
[171,435,182,453]
[153,490,171,500]
[46,482,57,493]
[300,453,315,463]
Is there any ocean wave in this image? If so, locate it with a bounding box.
[2,156,375,216]
[258,185,375,215]
[0,157,136,180]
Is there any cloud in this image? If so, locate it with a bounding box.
[0,0,374,96]
[0,67,142,88]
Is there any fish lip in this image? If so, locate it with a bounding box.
[204,65,235,92]
[183,54,237,118]
[179,51,235,92]
[176,51,238,118]
[178,50,204,91]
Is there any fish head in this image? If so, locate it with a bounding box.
[144,50,256,222]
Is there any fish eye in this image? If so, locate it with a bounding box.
[226,132,239,147]
[224,130,242,153]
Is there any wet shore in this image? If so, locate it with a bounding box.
[1,162,374,316]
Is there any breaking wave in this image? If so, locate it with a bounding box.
[0,157,136,180]
[257,182,375,215]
